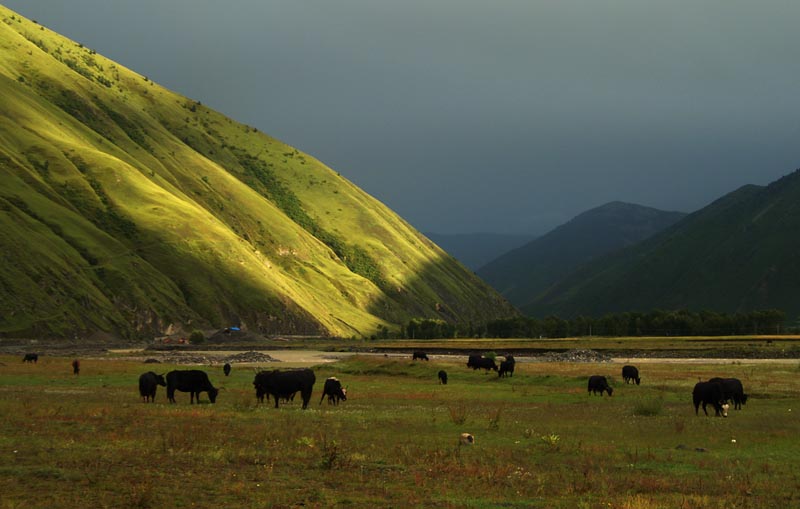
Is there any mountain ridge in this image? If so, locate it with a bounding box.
[477,201,687,310]
[527,173,800,318]
[0,6,517,339]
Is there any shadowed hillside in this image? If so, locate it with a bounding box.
[528,173,800,318]
[478,202,686,310]
[0,6,517,339]
[425,232,536,270]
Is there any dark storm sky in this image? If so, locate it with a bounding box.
[6,1,799,234]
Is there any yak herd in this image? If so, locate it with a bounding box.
[587,365,748,418]
[23,352,749,416]
[136,367,345,409]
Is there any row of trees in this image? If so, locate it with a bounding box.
[400,309,788,339]
[404,318,456,340]
[486,309,788,338]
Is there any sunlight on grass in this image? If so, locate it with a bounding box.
[1,353,798,507]
[0,3,514,340]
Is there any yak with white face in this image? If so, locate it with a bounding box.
[708,377,748,410]
[693,381,729,417]
[320,377,347,405]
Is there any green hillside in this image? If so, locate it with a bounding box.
[528,173,800,319]
[478,202,686,310]
[0,6,517,339]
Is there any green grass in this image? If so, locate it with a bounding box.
[1,353,798,508]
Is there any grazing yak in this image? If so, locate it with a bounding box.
[22,353,38,363]
[72,359,80,375]
[138,371,167,403]
[412,351,429,361]
[622,365,640,385]
[498,356,515,378]
[692,381,729,417]
[223,363,231,377]
[253,370,277,403]
[588,375,613,396]
[320,377,347,405]
[438,370,448,385]
[253,370,276,403]
[708,377,748,410]
[467,355,498,372]
[166,370,219,404]
[254,385,296,404]
[253,368,316,409]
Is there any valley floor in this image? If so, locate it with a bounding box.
[1,351,798,508]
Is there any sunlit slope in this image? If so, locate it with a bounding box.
[0,7,516,338]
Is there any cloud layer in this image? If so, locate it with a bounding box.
[6,0,799,233]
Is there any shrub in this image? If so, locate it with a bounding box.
[540,433,561,451]
[632,395,664,417]
[319,435,340,470]
[189,330,205,345]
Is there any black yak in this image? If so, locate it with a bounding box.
[708,377,748,410]
[498,357,515,378]
[320,377,347,405]
[588,375,613,396]
[139,371,167,403]
[166,370,218,404]
[253,369,316,409]
[693,381,729,417]
[622,365,640,385]
[467,355,498,372]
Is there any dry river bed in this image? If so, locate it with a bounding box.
[106,349,800,367]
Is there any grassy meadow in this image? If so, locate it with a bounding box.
[1,353,799,508]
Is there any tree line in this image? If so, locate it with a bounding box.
[401,309,788,339]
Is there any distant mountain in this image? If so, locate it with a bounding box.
[425,232,536,270]
[0,6,517,339]
[477,202,687,311]
[528,170,800,318]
